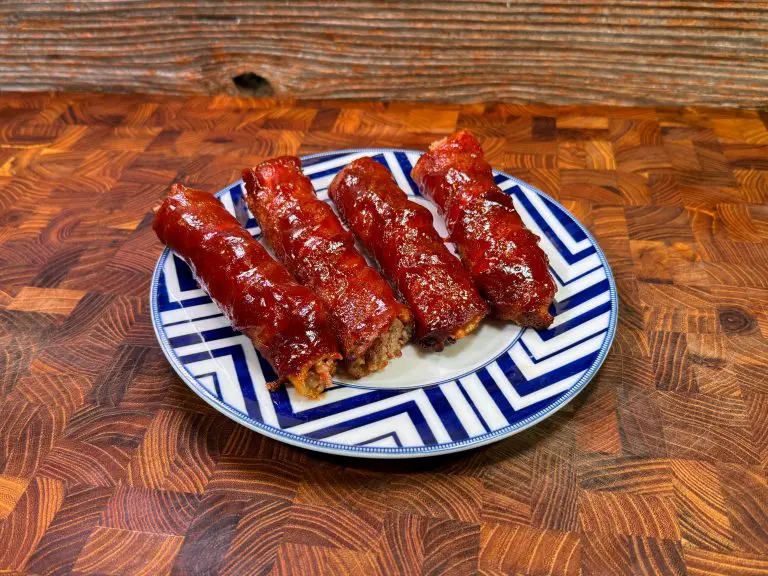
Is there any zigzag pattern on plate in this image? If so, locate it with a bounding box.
[153,151,615,451]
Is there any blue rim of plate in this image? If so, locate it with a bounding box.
[150,148,618,458]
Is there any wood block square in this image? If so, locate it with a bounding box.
[579,491,680,539]
[578,455,673,497]
[664,140,702,170]
[480,522,581,576]
[482,455,532,526]
[7,286,85,315]
[694,141,729,172]
[0,476,64,571]
[558,141,616,170]
[625,207,694,242]
[716,463,768,554]
[24,485,114,576]
[217,496,293,575]
[100,485,201,535]
[207,456,303,501]
[616,146,673,173]
[422,517,480,576]
[560,170,649,205]
[283,502,382,551]
[574,390,622,454]
[37,440,132,487]
[581,531,632,576]
[610,119,662,155]
[671,459,735,552]
[503,141,558,169]
[0,474,28,519]
[628,536,687,576]
[406,108,460,134]
[362,473,482,523]
[558,115,609,130]
[710,118,768,145]
[734,168,768,203]
[684,547,768,576]
[659,399,760,467]
[723,143,768,170]
[457,113,531,139]
[73,526,184,576]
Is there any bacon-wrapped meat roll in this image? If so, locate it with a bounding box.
[153,184,341,399]
[242,157,413,378]
[412,130,556,328]
[329,157,487,350]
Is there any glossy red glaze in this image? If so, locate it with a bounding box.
[242,156,412,362]
[329,157,487,349]
[412,130,556,328]
[153,184,340,382]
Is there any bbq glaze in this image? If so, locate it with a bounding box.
[242,157,412,370]
[153,184,340,389]
[412,130,556,328]
[329,157,487,350]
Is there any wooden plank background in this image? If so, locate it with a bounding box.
[0,91,767,574]
[1,1,767,107]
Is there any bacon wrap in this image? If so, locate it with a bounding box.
[411,130,556,328]
[153,184,340,398]
[242,157,412,377]
[329,157,487,350]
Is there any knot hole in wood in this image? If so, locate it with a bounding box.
[232,72,275,97]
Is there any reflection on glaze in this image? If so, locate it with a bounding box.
[329,157,488,349]
[153,184,339,381]
[242,156,412,362]
[412,130,556,328]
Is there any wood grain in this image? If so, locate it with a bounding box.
[1,2,768,107]
[6,287,85,315]
[0,91,767,574]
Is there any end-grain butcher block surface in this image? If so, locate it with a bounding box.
[1,91,767,576]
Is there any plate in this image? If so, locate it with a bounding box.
[150,149,617,458]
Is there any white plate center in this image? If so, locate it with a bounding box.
[334,320,522,390]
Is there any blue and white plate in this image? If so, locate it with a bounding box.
[150,149,617,458]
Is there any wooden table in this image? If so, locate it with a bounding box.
[1,92,767,576]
